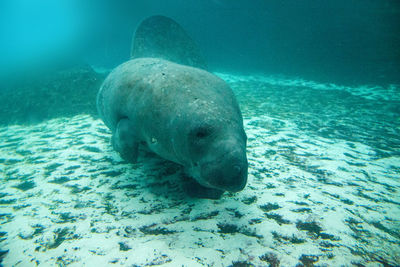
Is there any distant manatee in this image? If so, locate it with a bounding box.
[97,15,247,199]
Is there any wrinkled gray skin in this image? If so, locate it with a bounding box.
[97,58,247,199]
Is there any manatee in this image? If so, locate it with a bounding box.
[97,15,247,199]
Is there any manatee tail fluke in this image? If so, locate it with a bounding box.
[131,15,208,70]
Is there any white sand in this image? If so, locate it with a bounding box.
[0,74,399,266]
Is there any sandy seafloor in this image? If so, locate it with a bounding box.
[0,73,399,266]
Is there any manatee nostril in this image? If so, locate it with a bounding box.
[200,154,248,192]
[208,164,246,192]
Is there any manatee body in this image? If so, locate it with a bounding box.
[97,16,248,198]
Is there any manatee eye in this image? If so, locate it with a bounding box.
[196,127,210,138]
[194,126,212,139]
[188,125,214,154]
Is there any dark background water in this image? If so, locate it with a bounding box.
[1,0,399,85]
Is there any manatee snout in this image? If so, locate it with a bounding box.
[200,143,248,192]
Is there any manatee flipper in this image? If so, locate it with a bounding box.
[131,15,208,70]
[183,176,224,199]
[112,119,139,162]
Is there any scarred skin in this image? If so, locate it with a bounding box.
[97,57,248,198]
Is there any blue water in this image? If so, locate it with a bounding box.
[1,0,399,84]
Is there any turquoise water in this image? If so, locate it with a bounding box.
[0,73,399,266]
[0,1,399,266]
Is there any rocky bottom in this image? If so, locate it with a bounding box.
[0,74,399,266]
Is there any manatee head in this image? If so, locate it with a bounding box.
[171,96,248,193]
[186,120,248,192]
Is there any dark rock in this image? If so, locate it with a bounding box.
[259,252,280,267]
[296,221,322,237]
[139,224,176,235]
[259,203,281,212]
[118,242,131,251]
[229,261,255,267]
[299,254,319,266]
[217,223,239,234]
[12,180,36,191]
